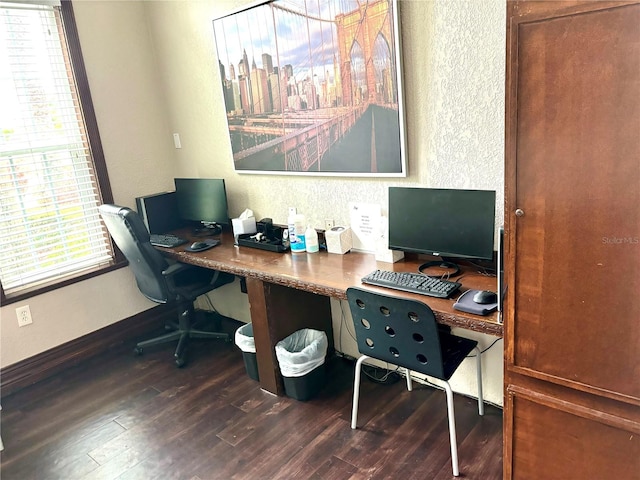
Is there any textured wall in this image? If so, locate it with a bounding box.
[427,2,505,193]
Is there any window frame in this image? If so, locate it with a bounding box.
[0,0,126,306]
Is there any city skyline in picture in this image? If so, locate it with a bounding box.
[213,0,406,176]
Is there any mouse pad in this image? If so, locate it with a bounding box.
[184,239,220,252]
[453,289,498,316]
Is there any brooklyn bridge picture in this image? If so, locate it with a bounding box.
[213,0,406,176]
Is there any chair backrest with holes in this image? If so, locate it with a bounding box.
[346,287,447,380]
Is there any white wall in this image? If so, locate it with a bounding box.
[1,0,505,405]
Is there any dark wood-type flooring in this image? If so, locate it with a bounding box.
[0,319,503,479]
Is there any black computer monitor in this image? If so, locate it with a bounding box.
[388,187,496,275]
[135,191,185,234]
[174,178,229,232]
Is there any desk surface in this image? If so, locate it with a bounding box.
[161,231,503,337]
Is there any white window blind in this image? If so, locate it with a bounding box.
[0,1,113,295]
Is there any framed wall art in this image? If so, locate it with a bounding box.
[213,0,407,176]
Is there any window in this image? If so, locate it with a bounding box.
[0,0,122,304]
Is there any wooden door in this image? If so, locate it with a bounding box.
[504,1,640,478]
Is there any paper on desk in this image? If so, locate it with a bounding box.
[348,202,381,253]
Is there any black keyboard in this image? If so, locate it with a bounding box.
[361,269,461,299]
[149,233,188,248]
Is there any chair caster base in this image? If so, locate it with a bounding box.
[175,357,186,368]
[134,346,143,356]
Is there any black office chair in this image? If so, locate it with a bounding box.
[346,287,484,477]
[99,204,235,367]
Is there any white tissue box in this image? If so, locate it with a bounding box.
[232,217,257,237]
[325,226,352,254]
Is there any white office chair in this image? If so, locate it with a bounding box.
[346,287,484,477]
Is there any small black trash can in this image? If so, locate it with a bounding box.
[235,323,259,381]
[275,329,328,401]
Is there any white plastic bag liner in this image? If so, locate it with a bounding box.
[235,323,256,353]
[275,329,328,377]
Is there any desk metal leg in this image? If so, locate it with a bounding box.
[245,277,333,396]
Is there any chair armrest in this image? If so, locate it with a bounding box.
[161,263,192,278]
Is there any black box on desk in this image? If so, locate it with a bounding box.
[282,363,326,401]
[242,352,260,381]
[237,233,288,253]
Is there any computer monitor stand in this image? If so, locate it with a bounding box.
[194,222,222,236]
[418,259,461,278]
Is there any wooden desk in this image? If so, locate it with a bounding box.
[160,231,502,395]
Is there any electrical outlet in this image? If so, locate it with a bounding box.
[16,305,33,327]
[324,219,335,231]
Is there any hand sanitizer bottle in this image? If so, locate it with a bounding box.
[291,213,306,253]
[305,225,319,253]
[287,207,297,250]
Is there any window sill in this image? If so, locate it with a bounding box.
[1,259,129,306]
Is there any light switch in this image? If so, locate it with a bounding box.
[173,133,182,149]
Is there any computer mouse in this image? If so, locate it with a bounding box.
[473,290,498,304]
[190,241,209,250]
